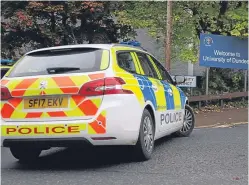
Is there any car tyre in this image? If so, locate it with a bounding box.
[10,146,42,163]
[134,109,155,161]
[175,104,195,137]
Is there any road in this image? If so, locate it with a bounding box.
[1,124,248,185]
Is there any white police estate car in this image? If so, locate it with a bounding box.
[1,41,195,162]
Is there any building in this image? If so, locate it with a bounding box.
[135,29,206,77]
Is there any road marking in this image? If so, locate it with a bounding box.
[196,122,248,128]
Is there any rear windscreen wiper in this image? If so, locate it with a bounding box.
[46,67,80,74]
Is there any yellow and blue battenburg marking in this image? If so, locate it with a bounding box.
[178,87,187,109]
[169,85,181,110]
[112,43,187,111]
[131,74,186,111]
[162,82,175,110]
[133,74,157,109]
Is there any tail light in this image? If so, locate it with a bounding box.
[1,86,12,100]
[79,77,133,96]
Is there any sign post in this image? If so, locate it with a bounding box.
[244,70,248,92]
[165,0,172,72]
[205,68,209,95]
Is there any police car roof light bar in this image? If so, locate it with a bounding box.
[1,59,14,66]
[119,40,141,47]
[119,40,148,51]
[1,59,13,63]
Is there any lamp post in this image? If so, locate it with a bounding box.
[165,0,172,72]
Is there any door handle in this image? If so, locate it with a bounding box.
[135,77,144,90]
[151,85,158,91]
[135,76,142,80]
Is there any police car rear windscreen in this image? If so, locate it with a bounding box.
[7,48,109,77]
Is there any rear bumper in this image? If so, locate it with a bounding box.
[1,121,139,147]
[1,95,143,147]
[2,137,92,148]
[1,121,138,147]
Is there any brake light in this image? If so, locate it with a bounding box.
[79,78,105,96]
[79,77,133,96]
[1,86,12,100]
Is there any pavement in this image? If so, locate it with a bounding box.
[1,124,248,185]
[195,107,248,127]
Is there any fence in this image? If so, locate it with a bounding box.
[188,91,248,108]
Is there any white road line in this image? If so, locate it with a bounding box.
[195,122,248,129]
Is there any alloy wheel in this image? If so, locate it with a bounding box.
[143,116,154,153]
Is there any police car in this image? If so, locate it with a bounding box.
[0,41,195,162]
[1,59,14,79]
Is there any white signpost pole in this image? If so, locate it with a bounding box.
[188,61,194,96]
[244,70,248,92]
[205,67,209,95]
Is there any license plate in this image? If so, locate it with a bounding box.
[24,96,68,109]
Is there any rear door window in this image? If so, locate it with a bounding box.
[117,52,137,74]
[7,48,109,77]
[135,52,158,78]
[148,55,174,84]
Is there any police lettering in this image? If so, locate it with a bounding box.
[6,126,80,135]
[160,112,183,125]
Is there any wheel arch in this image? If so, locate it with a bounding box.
[185,97,189,107]
[185,100,189,106]
[143,102,156,133]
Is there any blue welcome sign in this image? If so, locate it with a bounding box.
[199,34,248,70]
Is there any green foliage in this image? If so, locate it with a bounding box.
[1,1,248,94]
[1,1,134,59]
[208,68,245,93]
[115,1,248,93]
[224,2,248,37]
[115,1,248,64]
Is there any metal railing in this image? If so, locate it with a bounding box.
[188,91,248,108]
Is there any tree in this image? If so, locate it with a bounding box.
[115,1,248,64]
[115,1,248,93]
[1,1,134,59]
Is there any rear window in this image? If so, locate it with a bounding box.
[7,48,109,77]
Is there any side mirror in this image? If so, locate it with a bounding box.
[174,75,185,85]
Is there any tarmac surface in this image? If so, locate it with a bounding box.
[1,124,248,185]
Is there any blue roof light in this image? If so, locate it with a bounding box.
[119,40,141,47]
[1,59,13,64]
[1,59,14,66]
